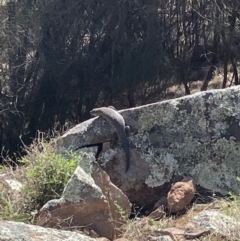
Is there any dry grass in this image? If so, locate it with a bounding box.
[165,66,235,100]
[117,194,240,241]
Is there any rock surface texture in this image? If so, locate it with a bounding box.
[56,86,240,205]
[192,210,240,239]
[0,221,96,241]
[167,177,196,213]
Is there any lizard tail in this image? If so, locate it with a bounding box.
[125,150,130,173]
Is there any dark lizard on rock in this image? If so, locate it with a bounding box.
[90,106,130,172]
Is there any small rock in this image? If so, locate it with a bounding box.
[148,206,165,220]
[150,229,178,241]
[167,177,196,213]
[192,210,240,239]
[146,235,174,241]
[96,238,111,241]
[0,173,23,200]
[5,178,23,191]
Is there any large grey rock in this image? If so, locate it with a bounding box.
[0,220,96,241]
[38,153,131,240]
[55,86,240,204]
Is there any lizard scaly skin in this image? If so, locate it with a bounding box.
[90,107,130,172]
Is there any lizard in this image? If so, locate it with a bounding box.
[90,106,130,173]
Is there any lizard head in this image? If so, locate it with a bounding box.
[90,108,102,117]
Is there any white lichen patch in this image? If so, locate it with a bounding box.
[145,153,178,187]
[5,179,23,191]
[100,148,117,166]
[138,103,178,131]
[132,132,149,149]
[197,118,208,129]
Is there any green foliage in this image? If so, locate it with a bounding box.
[0,186,30,222]
[21,143,80,212]
[0,138,80,223]
[222,182,240,218]
[147,218,155,226]
[114,201,129,221]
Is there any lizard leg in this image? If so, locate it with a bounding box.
[125,126,130,134]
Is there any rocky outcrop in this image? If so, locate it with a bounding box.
[192,210,240,239]
[0,220,96,241]
[55,86,240,206]
[38,153,131,240]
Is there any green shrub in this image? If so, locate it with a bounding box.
[21,142,80,212]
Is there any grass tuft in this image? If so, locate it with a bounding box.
[0,137,79,223]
